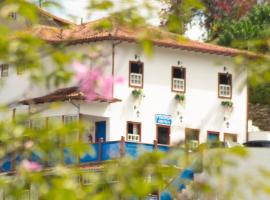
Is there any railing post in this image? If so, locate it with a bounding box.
[11,152,16,172]
[98,138,104,161]
[153,140,158,150]
[120,136,125,157]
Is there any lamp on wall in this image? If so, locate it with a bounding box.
[135,54,141,62]
[177,111,183,123]
[136,110,140,118]
[179,115,183,123]
[223,66,229,77]
[177,60,184,70]
[226,121,230,128]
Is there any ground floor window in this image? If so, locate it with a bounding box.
[207,131,220,142]
[127,121,141,142]
[156,125,170,145]
[185,128,200,150]
[224,133,237,142]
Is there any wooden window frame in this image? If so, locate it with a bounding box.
[1,64,9,77]
[156,125,170,145]
[207,131,220,142]
[224,133,237,142]
[126,121,141,142]
[129,61,144,89]
[185,128,200,143]
[218,73,232,99]
[171,66,186,93]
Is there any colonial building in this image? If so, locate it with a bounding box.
[1,17,249,149]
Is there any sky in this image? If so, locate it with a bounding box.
[44,0,205,41]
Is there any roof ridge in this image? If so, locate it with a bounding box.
[36,6,75,26]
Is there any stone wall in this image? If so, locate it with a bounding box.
[249,103,270,131]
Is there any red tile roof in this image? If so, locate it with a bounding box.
[29,17,256,57]
[19,86,121,105]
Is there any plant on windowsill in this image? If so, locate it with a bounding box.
[221,100,233,113]
[221,100,233,108]
[175,93,185,104]
[132,89,143,99]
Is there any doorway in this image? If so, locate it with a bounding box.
[156,125,170,145]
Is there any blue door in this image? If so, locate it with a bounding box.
[95,121,106,142]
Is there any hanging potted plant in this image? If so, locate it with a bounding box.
[132,89,143,99]
[221,100,233,113]
[175,93,185,104]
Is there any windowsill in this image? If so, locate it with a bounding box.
[218,96,232,99]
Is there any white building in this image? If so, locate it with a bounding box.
[0,17,249,149]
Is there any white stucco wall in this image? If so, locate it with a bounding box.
[110,42,247,144]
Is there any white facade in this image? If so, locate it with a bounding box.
[0,40,248,145]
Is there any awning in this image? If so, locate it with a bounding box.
[19,86,121,105]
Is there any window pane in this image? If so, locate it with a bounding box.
[127,123,133,134]
[173,68,185,79]
[219,74,231,85]
[130,62,142,74]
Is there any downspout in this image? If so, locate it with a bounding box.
[69,99,82,143]
[246,84,249,142]
[69,100,80,116]
[111,40,122,98]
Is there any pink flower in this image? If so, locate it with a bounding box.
[21,160,42,172]
[72,62,124,101]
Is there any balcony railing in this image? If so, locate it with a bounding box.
[127,134,140,142]
[0,137,170,173]
[219,84,231,97]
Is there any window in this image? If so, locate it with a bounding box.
[185,128,200,150]
[224,133,237,142]
[127,122,141,142]
[207,131,219,142]
[8,12,17,20]
[31,118,45,130]
[129,61,143,88]
[172,67,186,92]
[1,64,9,77]
[156,125,170,145]
[218,73,232,98]
[63,115,78,125]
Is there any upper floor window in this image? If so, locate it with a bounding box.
[127,121,141,142]
[218,73,232,98]
[129,61,143,88]
[1,64,9,77]
[172,67,186,92]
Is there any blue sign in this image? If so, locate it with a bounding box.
[155,114,172,126]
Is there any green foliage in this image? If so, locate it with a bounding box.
[132,89,143,98]
[160,0,204,34]
[217,3,270,48]
[221,100,233,108]
[175,93,185,103]
[250,83,270,105]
